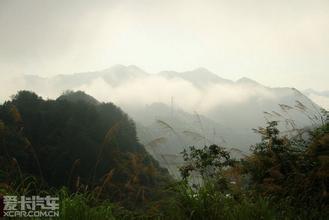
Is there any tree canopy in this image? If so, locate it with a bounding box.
[0,91,170,207]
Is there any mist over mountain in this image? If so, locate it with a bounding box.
[0,65,324,175]
[1,0,328,216]
[159,67,233,88]
[303,89,329,110]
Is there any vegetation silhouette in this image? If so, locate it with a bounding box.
[0,91,328,219]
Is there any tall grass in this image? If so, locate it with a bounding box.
[57,188,116,220]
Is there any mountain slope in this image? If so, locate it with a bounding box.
[10,65,324,176]
[304,89,329,110]
[159,67,232,88]
[0,91,170,205]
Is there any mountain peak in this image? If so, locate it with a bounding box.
[159,67,232,87]
[192,67,212,73]
[57,90,100,105]
[236,77,260,86]
[102,64,145,73]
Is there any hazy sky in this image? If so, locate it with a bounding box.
[0,0,328,90]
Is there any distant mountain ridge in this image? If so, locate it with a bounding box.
[23,65,268,92]
[15,65,325,175]
[303,89,329,110]
[159,67,233,88]
[304,88,329,96]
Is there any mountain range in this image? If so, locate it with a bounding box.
[303,88,329,110]
[2,65,325,176]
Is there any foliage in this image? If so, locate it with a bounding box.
[179,145,234,181]
[0,90,171,210]
[1,91,328,219]
[243,120,329,218]
[175,144,277,219]
[57,188,116,220]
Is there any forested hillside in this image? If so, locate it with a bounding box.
[0,91,328,219]
[0,91,170,209]
[8,65,323,160]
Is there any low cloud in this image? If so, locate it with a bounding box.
[74,74,277,114]
[0,73,26,103]
[0,69,282,115]
[308,93,329,110]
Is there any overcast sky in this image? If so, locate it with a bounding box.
[0,0,328,90]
